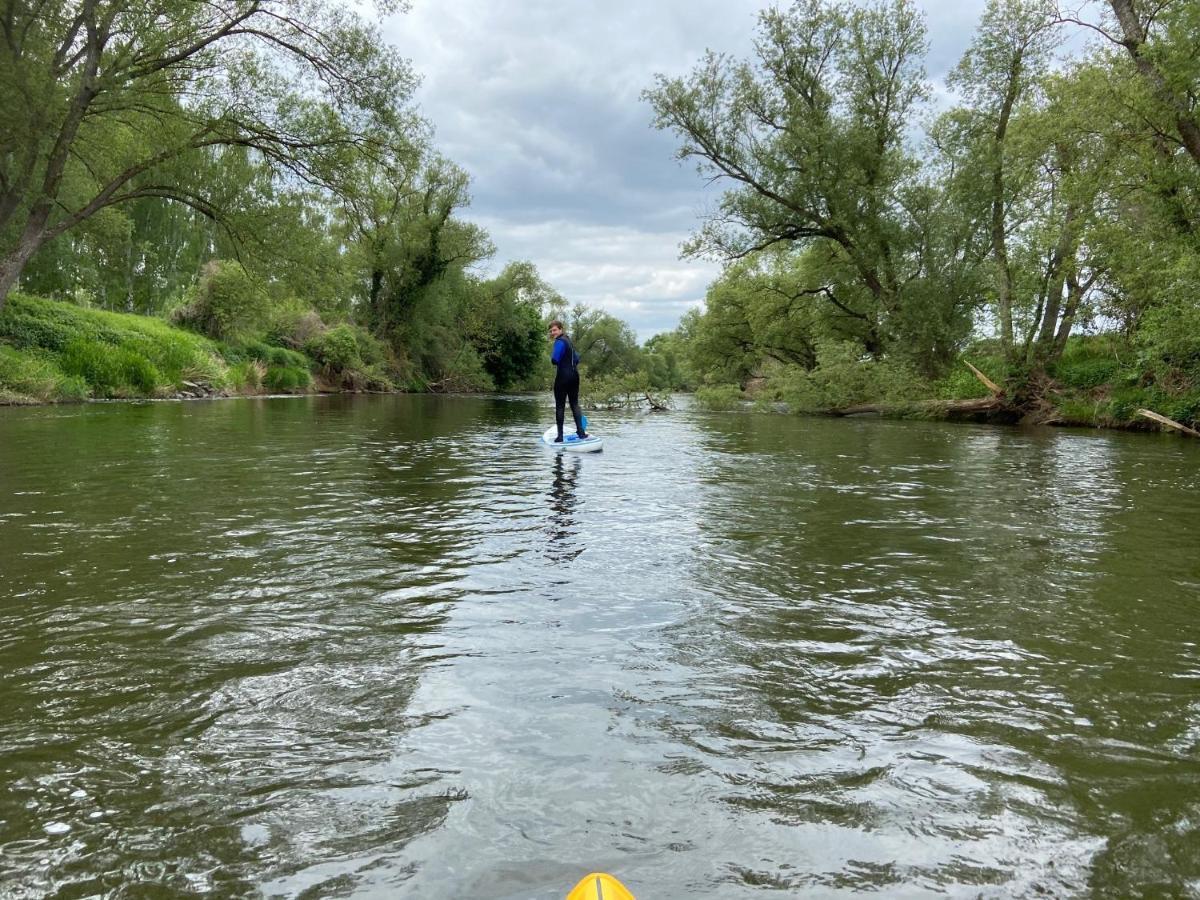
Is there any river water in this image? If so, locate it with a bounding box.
[1,395,1198,898]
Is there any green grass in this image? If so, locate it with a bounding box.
[0,293,404,404]
[264,365,313,393]
[0,345,88,403]
[0,293,227,398]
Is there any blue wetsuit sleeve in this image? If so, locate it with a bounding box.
[551,338,565,364]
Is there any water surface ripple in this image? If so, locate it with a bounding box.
[2,395,1199,898]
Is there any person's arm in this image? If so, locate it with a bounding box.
[551,337,565,364]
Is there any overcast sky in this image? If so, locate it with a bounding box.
[380,0,996,341]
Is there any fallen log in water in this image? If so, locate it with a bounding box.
[831,397,1006,419]
[1136,408,1200,438]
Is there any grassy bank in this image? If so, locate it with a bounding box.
[0,294,392,404]
[691,334,1200,433]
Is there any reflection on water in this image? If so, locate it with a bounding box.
[546,454,583,562]
[1,396,1199,898]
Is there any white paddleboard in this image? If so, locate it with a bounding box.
[541,426,603,452]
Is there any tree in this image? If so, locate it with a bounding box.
[339,150,492,343]
[644,0,960,368]
[462,262,548,389]
[566,305,641,379]
[0,0,418,309]
[947,0,1060,359]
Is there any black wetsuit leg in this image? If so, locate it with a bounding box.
[554,376,569,438]
[554,372,584,438]
[566,373,584,435]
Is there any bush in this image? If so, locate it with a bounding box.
[935,354,1006,400]
[265,299,326,348]
[264,365,312,393]
[584,373,672,410]
[1051,338,1124,389]
[694,383,743,411]
[305,324,362,372]
[226,360,266,392]
[172,260,270,341]
[766,342,931,412]
[1136,300,1200,380]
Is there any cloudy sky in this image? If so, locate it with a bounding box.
[380,0,994,341]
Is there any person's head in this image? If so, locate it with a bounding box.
[548,320,564,339]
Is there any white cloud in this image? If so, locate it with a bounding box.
[381,0,1005,341]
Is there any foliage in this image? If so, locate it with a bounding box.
[226,360,266,393]
[645,0,981,373]
[934,353,1007,400]
[461,263,545,389]
[172,261,271,342]
[693,384,744,411]
[585,373,674,411]
[264,365,313,393]
[0,0,418,308]
[767,341,931,412]
[0,345,88,402]
[1050,337,1125,390]
[0,293,224,390]
[59,338,162,397]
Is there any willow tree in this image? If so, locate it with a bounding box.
[644,0,971,370]
[0,0,417,309]
[947,0,1060,361]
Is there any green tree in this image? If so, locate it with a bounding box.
[645,0,965,369]
[462,262,548,389]
[0,0,417,309]
[946,0,1060,360]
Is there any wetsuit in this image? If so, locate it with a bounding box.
[551,334,586,440]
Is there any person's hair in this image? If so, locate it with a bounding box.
[549,319,564,330]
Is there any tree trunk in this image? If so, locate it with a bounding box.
[991,65,1021,358]
[1109,0,1200,170]
[0,233,44,312]
[1029,201,1079,366]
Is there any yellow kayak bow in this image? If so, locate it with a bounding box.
[565,871,635,900]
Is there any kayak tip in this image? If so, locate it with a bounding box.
[565,871,635,900]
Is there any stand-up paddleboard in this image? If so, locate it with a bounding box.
[566,872,635,900]
[541,425,603,452]
[541,414,602,452]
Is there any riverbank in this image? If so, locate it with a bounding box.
[689,334,1200,437]
[0,293,395,406]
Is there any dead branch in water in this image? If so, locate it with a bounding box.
[1136,408,1200,437]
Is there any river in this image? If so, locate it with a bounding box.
[2,395,1198,898]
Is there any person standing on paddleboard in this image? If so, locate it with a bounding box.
[549,320,588,443]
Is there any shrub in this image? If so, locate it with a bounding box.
[1136,300,1200,380]
[766,342,931,412]
[305,324,362,372]
[264,365,312,393]
[694,383,743,410]
[172,260,270,341]
[226,360,266,392]
[265,299,326,348]
[936,354,1006,399]
[1051,338,1124,389]
[266,346,310,369]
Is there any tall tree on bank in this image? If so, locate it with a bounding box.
[644,0,972,370]
[947,0,1059,361]
[0,0,417,311]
